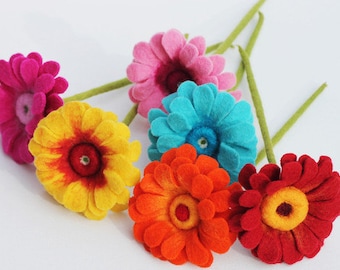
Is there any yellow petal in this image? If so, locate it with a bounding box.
[104,170,125,195]
[34,153,62,171]
[83,208,107,220]
[87,191,108,219]
[41,110,74,139]
[32,125,65,148]
[91,120,117,142]
[61,102,89,130]
[115,187,130,205]
[128,140,142,162]
[105,154,140,187]
[62,181,89,212]
[94,186,117,210]
[81,107,105,132]
[111,202,128,212]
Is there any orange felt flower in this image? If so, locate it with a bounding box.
[128,144,241,267]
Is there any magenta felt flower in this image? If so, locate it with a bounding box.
[0,52,68,163]
[126,29,236,117]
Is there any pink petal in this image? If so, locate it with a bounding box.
[209,55,225,74]
[161,29,186,60]
[33,73,55,93]
[150,32,170,63]
[128,79,157,102]
[27,52,42,66]
[126,62,153,83]
[25,115,41,136]
[179,43,199,67]
[229,89,242,101]
[32,92,46,114]
[45,93,63,114]
[188,36,206,55]
[0,60,21,89]
[1,122,22,153]
[12,132,33,163]
[53,77,68,94]
[0,91,15,124]
[41,61,60,76]
[10,55,26,87]
[217,72,236,90]
[133,41,160,66]
[137,89,165,118]
[188,56,213,76]
[20,59,39,88]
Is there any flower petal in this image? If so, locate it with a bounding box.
[133,41,160,66]
[239,224,264,249]
[185,231,213,267]
[126,62,153,83]
[192,83,216,118]
[143,220,173,248]
[293,223,321,258]
[161,29,186,60]
[94,186,117,210]
[256,230,282,264]
[20,58,39,88]
[62,181,89,212]
[280,231,303,264]
[161,232,186,260]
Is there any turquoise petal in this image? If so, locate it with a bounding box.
[148,129,157,144]
[210,92,235,124]
[150,117,174,136]
[167,112,193,133]
[177,80,197,101]
[192,84,215,118]
[220,122,257,145]
[148,108,167,123]
[218,142,240,183]
[224,101,253,125]
[148,145,162,161]
[169,96,199,123]
[157,134,186,153]
[162,92,178,112]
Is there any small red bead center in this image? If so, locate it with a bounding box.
[68,143,102,177]
[175,204,190,222]
[276,202,293,216]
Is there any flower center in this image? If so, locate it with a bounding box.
[165,70,192,93]
[186,126,219,156]
[68,143,102,177]
[169,194,199,230]
[261,186,309,231]
[16,93,34,125]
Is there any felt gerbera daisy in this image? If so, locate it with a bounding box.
[128,144,241,267]
[126,28,236,117]
[0,52,68,163]
[148,81,257,183]
[228,153,340,264]
[28,101,141,220]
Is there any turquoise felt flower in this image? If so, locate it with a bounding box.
[148,81,257,183]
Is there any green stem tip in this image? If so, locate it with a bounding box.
[238,45,276,164]
[256,82,328,164]
[122,104,138,126]
[214,0,266,55]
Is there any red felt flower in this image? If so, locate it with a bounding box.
[228,153,340,264]
[128,144,241,267]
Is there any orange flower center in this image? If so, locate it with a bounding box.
[68,143,102,177]
[169,194,199,230]
[261,186,309,231]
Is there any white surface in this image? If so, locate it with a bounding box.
[1,0,339,269]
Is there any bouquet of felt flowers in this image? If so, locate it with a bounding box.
[0,0,339,267]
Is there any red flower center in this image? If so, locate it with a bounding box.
[175,204,190,221]
[68,143,102,177]
[165,70,192,93]
[276,202,292,216]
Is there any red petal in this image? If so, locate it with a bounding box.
[308,198,340,221]
[306,173,340,202]
[238,163,256,190]
[249,173,270,193]
[293,222,322,258]
[240,207,262,231]
[280,153,297,165]
[238,190,261,208]
[239,224,264,249]
[303,214,333,240]
[280,231,303,264]
[256,230,282,264]
[259,163,281,180]
[281,161,303,185]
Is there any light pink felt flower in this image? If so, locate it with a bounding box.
[0,52,68,163]
[127,29,236,118]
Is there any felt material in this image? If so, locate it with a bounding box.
[128,144,240,267]
[29,101,141,220]
[148,81,257,183]
[0,52,68,163]
[229,153,340,264]
[126,28,236,118]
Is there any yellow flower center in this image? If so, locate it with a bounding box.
[261,186,309,231]
[169,194,199,230]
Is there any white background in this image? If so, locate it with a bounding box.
[0,0,339,269]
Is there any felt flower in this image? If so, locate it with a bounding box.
[148,81,257,183]
[228,153,340,264]
[127,28,236,118]
[28,101,141,220]
[0,52,68,163]
[129,144,241,267]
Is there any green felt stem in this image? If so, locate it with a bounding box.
[238,46,276,164]
[214,0,266,55]
[63,77,131,102]
[122,104,138,126]
[230,12,264,91]
[256,82,328,164]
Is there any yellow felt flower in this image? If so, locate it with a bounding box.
[28,101,141,220]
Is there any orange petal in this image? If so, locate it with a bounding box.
[176,163,200,191]
[176,144,197,162]
[207,168,230,191]
[197,199,215,220]
[186,230,213,267]
[153,163,177,190]
[135,193,168,215]
[195,155,219,175]
[139,174,163,194]
[191,174,213,200]
[209,190,231,212]
[161,231,186,260]
[143,221,173,248]
[160,147,177,165]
